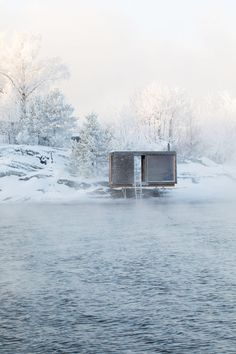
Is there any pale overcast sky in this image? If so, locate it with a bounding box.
[0,0,236,118]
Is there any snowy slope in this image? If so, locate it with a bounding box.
[0,145,109,202]
[0,144,236,202]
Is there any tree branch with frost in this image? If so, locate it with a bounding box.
[0,71,19,93]
[0,33,69,122]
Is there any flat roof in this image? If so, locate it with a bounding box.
[110,151,176,155]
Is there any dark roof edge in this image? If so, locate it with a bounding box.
[109,151,176,155]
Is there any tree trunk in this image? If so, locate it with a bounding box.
[20,93,27,122]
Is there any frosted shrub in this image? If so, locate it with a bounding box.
[71,113,113,178]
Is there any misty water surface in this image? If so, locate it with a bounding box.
[0,200,236,353]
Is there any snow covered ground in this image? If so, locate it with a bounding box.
[0,144,236,203]
[172,157,236,202]
[0,145,106,203]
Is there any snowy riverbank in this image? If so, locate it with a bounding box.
[0,145,236,203]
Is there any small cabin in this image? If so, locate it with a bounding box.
[109,151,177,188]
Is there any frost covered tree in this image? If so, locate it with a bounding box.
[0,33,68,130]
[20,90,77,146]
[111,107,158,151]
[196,92,236,163]
[124,83,201,157]
[71,113,113,177]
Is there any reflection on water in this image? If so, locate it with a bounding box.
[0,201,236,353]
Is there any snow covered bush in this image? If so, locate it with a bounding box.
[71,113,113,177]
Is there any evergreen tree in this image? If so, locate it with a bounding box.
[71,113,112,177]
[18,90,77,146]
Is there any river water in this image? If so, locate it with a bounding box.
[0,200,236,353]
